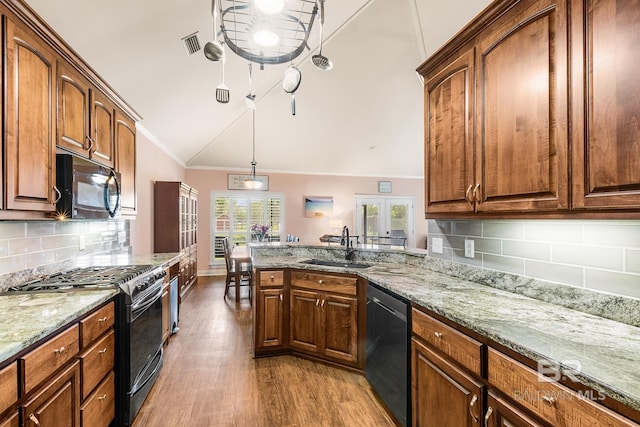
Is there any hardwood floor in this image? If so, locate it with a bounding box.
[132,276,397,427]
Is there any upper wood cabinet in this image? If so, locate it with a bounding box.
[115,110,137,214]
[4,15,58,213]
[475,0,569,213]
[424,48,476,215]
[571,0,640,210]
[57,60,116,169]
[420,0,640,217]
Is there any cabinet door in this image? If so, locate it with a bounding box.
[0,412,18,427]
[5,17,57,212]
[485,391,545,427]
[90,90,115,168]
[424,48,476,215]
[571,0,640,209]
[412,338,483,427]
[289,289,321,353]
[115,110,136,214]
[321,293,358,363]
[257,288,284,348]
[475,0,569,212]
[21,360,81,427]
[57,61,90,156]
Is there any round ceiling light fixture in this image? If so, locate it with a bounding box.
[252,21,280,47]
[254,0,285,15]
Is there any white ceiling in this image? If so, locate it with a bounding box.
[24,0,490,178]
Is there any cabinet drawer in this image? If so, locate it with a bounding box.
[22,324,79,394]
[81,302,114,347]
[80,329,115,399]
[291,271,357,295]
[81,370,114,427]
[259,270,284,287]
[488,348,637,426]
[411,308,482,376]
[0,362,17,414]
[0,411,18,427]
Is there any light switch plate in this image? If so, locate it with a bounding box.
[432,237,444,254]
[464,239,475,258]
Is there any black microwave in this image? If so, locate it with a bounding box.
[56,154,121,219]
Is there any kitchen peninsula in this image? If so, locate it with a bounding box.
[251,244,640,426]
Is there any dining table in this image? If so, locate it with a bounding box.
[231,245,253,303]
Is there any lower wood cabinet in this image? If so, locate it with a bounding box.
[80,371,114,427]
[257,288,284,348]
[254,268,363,369]
[21,360,81,427]
[485,391,545,427]
[0,412,18,427]
[411,337,483,427]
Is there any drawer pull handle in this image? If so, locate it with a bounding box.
[465,184,473,205]
[542,395,557,406]
[484,406,493,427]
[29,413,41,426]
[469,394,479,423]
[99,348,108,354]
[53,346,67,355]
[318,280,323,284]
[270,275,275,281]
[98,393,108,401]
[98,316,109,323]
[434,332,443,339]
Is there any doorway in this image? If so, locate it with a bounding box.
[354,196,415,249]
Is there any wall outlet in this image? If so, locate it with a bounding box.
[78,235,86,251]
[432,237,444,254]
[464,239,475,258]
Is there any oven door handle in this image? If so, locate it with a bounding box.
[130,348,163,396]
[131,285,163,318]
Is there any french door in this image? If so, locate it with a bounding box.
[354,196,415,248]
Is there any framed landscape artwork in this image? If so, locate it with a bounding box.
[304,196,333,218]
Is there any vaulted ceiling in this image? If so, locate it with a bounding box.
[25,0,490,178]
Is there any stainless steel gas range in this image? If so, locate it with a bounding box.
[8,264,166,426]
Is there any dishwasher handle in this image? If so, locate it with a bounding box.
[369,296,407,322]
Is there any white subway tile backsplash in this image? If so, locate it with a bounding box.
[553,244,623,270]
[0,255,25,274]
[585,269,640,298]
[483,221,524,239]
[427,219,640,299]
[483,254,525,275]
[9,237,41,255]
[524,221,582,243]
[525,260,584,287]
[27,250,56,268]
[0,222,25,239]
[26,222,55,237]
[503,240,551,261]
[628,250,640,274]
[583,222,640,248]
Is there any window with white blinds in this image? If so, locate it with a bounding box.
[211,192,284,263]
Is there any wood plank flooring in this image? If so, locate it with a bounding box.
[132,276,397,427]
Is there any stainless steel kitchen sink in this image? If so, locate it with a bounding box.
[300,259,372,269]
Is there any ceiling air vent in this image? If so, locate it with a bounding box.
[181,32,201,55]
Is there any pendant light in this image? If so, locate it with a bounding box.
[244,108,262,189]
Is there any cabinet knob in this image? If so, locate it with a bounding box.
[434,332,443,339]
[98,348,108,354]
[318,280,323,284]
[98,393,108,401]
[53,346,66,355]
[98,316,108,323]
[29,413,41,426]
[270,275,275,281]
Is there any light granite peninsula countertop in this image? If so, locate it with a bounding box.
[0,289,118,362]
[251,245,640,415]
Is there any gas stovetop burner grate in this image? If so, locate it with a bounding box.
[9,265,155,292]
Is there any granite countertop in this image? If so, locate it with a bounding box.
[0,252,181,364]
[0,289,119,362]
[253,255,640,413]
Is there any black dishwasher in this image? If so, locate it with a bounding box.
[366,282,411,427]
